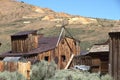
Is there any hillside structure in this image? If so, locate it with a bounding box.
[0,28,80,69]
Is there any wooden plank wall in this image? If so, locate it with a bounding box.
[18,62,31,80]
[37,37,79,69]
[73,56,92,66]
[91,58,101,73]
[0,61,31,80]
[11,34,38,53]
[37,51,53,62]
[101,61,108,74]
[0,61,4,72]
[109,33,120,80]
[73,56,108,73]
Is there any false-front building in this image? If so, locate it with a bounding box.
[0,30,80,69]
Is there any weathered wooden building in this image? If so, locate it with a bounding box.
[0,29,80,69]
[73,41,109,74]
[88,43,109,74]
[109,27,120,80]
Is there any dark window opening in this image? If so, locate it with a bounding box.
[44,56,49,61]
[61,55,66,62]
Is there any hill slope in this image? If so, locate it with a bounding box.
[0,0,120,53]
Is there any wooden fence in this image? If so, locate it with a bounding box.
[0,61,31,80]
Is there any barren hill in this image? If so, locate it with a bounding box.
[0,0,120,53]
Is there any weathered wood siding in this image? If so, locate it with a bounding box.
[91,58,101,73]
[11,34,38,53]
[109,33,120,80]
[0,61,31,80]
[37,50,54,62]
[73,56,92,66]
[37,37,80,69]
[73,55,108,74]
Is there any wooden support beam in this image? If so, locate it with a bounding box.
[65,54,74,69]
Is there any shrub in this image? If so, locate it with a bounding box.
[0,71,26,80]
[48,69,113,80]
[30,60,113,80]
[101,74,113,80]
[30,60,57,80]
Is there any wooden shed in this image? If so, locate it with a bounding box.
[0,28,80,69]
[109,27,120,80]
[73,41,109,74]
[88,42,109,74]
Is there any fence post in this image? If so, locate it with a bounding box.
[0,61,4,72]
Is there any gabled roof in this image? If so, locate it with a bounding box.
[11,30,37,37]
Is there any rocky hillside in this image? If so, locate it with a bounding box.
[0,0,120,53]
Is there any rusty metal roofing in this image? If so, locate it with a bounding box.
[11,30,37,37]
[31,36,59,53]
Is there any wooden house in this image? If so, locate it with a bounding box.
[0,29,80,69]
[109,27,120,80]
[73,41,109,74]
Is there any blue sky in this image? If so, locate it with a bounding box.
[19,0,120,20]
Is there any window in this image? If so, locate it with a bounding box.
[44,56,49,61]
[61,55,66,62]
